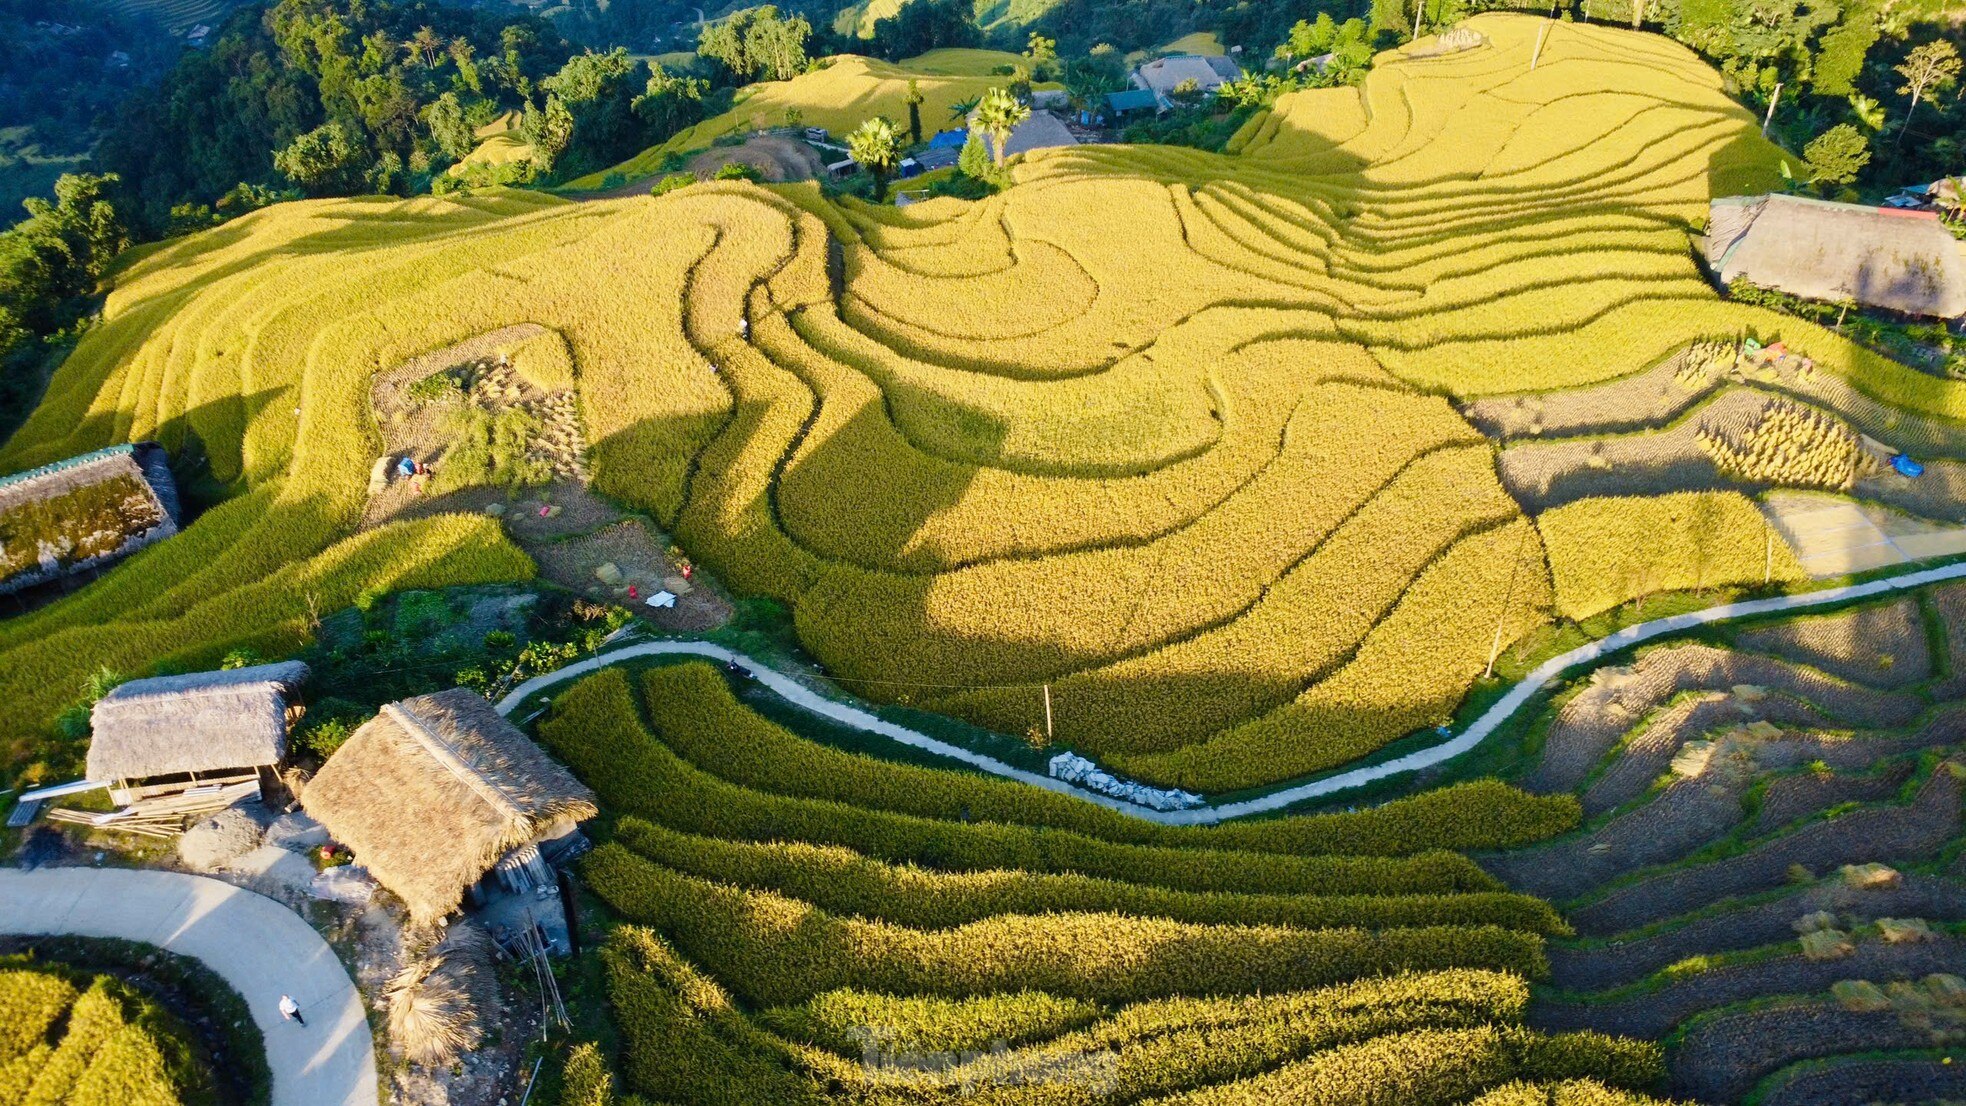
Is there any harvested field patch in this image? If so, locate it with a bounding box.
[1533,935,1966,1041]
[1761,491,1966,579]
[1567,760,1963,936]
[1666,999,1940,1103]
[1754,1053,1966,1106]
[1540,873,1966,991]
[1525,644,1926,795]
[1734,598,1932,688]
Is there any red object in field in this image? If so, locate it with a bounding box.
[628,585,639,599]
[682,565,693,579]
[540,506,551,517]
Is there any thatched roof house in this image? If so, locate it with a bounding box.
[88,661,310,798]
[1706,194,1966,318]
[302,689,597,926]
[0,442,181,597]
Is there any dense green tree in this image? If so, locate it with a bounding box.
[423,92,477,161]
[94,0,570,232]
[521,94,576,173]
[698,6,810,83]
[274,120,370,193]
[1802,122,1870,183]
[1061,52,1130,111]
[634,66,710,136]
[1811,0,1878,97]
[0,173,128,410]
[868,0,979,63]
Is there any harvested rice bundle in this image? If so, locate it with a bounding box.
[1698,398,1876,491]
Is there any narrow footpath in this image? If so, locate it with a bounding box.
[499,559,1966,826]
[0,867,377,1106]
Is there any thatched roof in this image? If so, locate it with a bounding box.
[1707,194,1966,318]
[302,689,597,925]
[0,442,181,596]
[87,661,310,782]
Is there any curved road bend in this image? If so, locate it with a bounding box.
[499,560,1966,826]
[0,867,377,1106]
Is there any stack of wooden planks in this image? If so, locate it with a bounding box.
[47,780,260,839]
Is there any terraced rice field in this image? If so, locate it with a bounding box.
[535,659,1671,1105]
[101,0,242,32]
[11,15,1966,798]
[1481,585,1966,1101]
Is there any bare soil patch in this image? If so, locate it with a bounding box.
[529,517,731,633]
[688,134,825,182]
[361,330,733,636]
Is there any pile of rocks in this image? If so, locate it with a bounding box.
[1047,752,1205,812]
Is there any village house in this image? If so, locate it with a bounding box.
[1705,193,1966,319]
[1131,54,1243,110]
[0,442,180,600]
[301,688,597,933]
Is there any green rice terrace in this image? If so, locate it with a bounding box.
[3,12,1966,1106]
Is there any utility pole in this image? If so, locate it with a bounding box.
[1761,83,1782,137]
[1413,0,1424,42]
[1042,683,1054,743]
[1485,524,1533,679]
[1531,21,1551,70]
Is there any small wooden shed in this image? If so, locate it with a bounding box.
[87,661,310,805]
[301,689,597,926]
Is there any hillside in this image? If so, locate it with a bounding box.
[564,48,1040,189]
[10,14,1966,802]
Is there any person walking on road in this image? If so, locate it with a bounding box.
[279,994,305,1027]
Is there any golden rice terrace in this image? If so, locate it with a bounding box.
[7,14,1966,795]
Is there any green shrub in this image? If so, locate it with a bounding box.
[651,173,698,196]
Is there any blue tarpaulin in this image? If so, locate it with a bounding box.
[1893,454,1925,478]
[928,129,967,149]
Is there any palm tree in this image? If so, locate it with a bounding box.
[974,86,1030,169]
[948,96,980,121]
[847,116,900,190]
[405,26,444,68]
